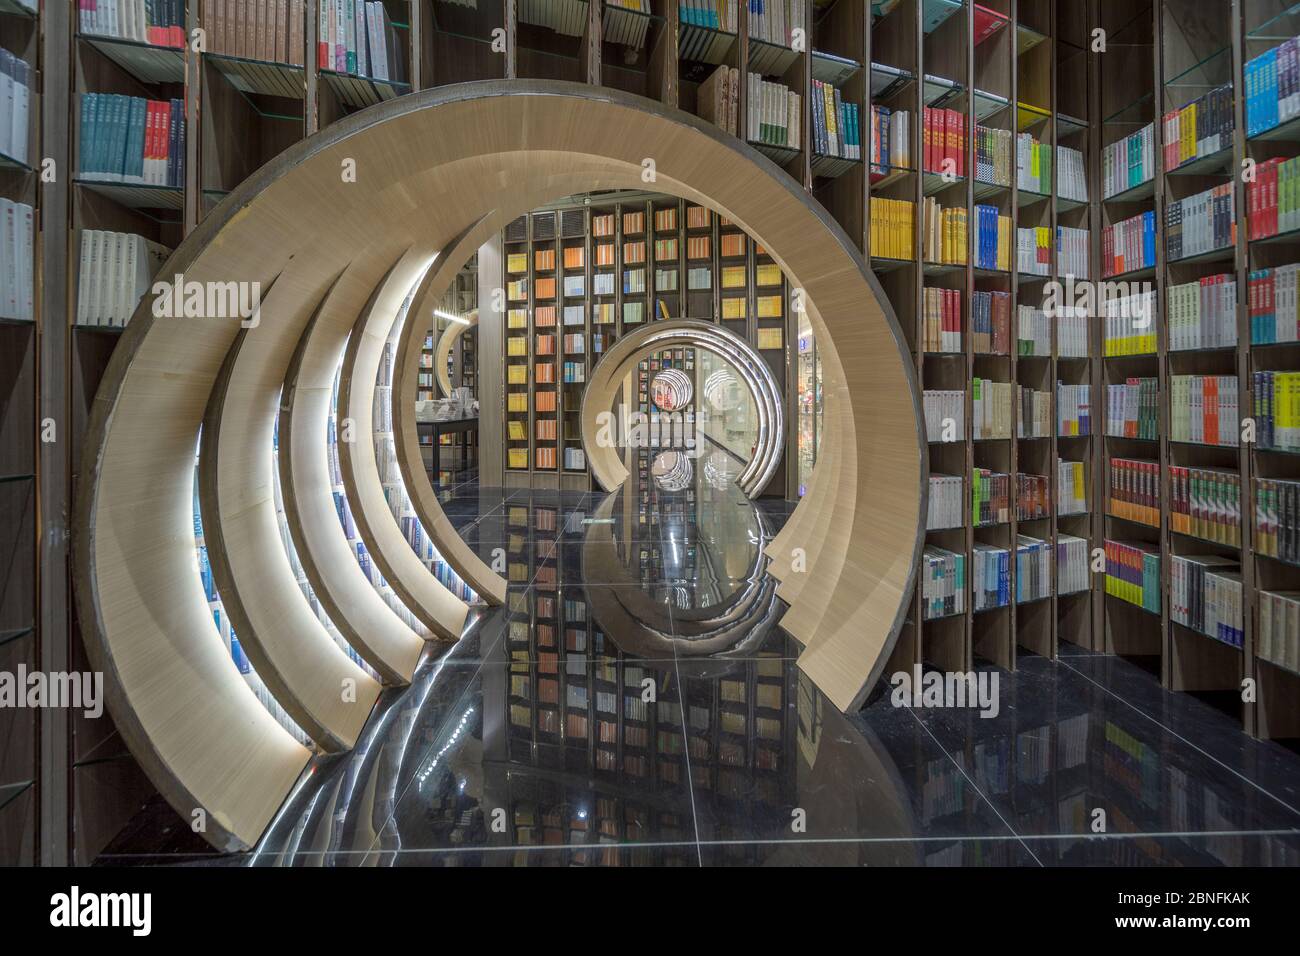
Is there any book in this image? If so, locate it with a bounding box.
[74,229,172,327]
[0,48,31,165]
[0,198,35,322]
[78,94,185,187]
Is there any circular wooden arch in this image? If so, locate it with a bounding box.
[73,81,925,852]
[433,309,477,397]
[580,319,784,498]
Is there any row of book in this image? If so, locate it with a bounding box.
[923,107,966,177]
[75,229,171,328]
[1168,274,1237,351]
[1103,210,1156,278]
[1059,459,1087,515]
[746,0,803,46]
[1170,555,1243,648]
[922,198,965,265]
[1101,288,1158,356]
[1015,536,1052,604]
[973,289,1011,354]
[974,124,1012,187]
[318,0,404,81]
[1017,387,1050,439]
[0,48,32,165]
[971,468,1010,526]
[1259,591,1300,674]
[1170,465,1241,547]
[1166,183,1236,261]
[869,197,913,260]
[1252,370,1300,452]
[1169,374,1239,447]
[1017,473,1050,520]
[1017,225,1050,276]
[1246,156,1300,240]
[605,0,653,46]
[922,286,961,353]
[921,546,965,620]
[1105,539,1161,614]
[747,74,800,149]
[1057,534,1089,594]
[1249,263,1300,344]
[678,0,738,31]
[1058,382,1091,436]
[698,65,740,136]
[972,378,1012,440]
[1016,133,1051,195]
[205,0,307,65]
[1107,457,1159,527]
[810,80,861,160]
[1102,122,1155,200]
[927,474,963,530]
[517,0,588,36]
[0,199,34,323]
[1058,226,1088,278]
[922,389,963,442]
[1245,37,1300,138]
[1257,477,1300,564]
[972,543,1010,612]
[973,203,1010,271]
[1056,144,1088,203]
[79,0,186,46]
[78,94,185,187]
[1106,377,1158,440]
[1162,83,1233,171]
[869,105,912,173]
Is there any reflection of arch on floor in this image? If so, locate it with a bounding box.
[432,309,477,398]
[73,81,925,852]
[581,319,783,498]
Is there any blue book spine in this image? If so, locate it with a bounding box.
[79,94,95,177]
[125,96,146,182]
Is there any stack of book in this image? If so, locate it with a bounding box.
[1106,377,1158,439]
[922,546,966,620]
[923,106,966,176]
[1102,122,1154,199]
[923,389,964,441]
[1162,83,1233,169]
[1166,183,1236,260]
[1057,382,1091,435]
[1015,536,1052,604]
[1104,540,1161,614]
[1108,458,1160,527]
[1016,132,1051,194]
[974,204,1010,271]
[75,229,173,328]
[1256,477,1300,563]
[318,0,404,81]
[1102,289,1158,355]
[1171,555,1243,647]
[1246,156,1300,239]
[869,197,914,259]
[1258,591,1300,672]
[1249,263,1300,343]
[922,286,962,352]
[975,123,1012,186]
[927,474,964,530]
[971,377,1011,440]
[870,105,912,173]
[1170,465,1241,545]
[698,65,740,135]
[0,49,31,164]
[0,199,34,323]
[206,0,306,64]
[1102,211,1156,277]
[747,74,800,148]
[922,197,966,264]
[79,0,186,46]
[972,543,1010,611]
[811,80,861,159]
[1056,534,1089,594]
[972,289,1010,353]
[1252,370,1300,452]
[1168,274,1236,350]
[78,94,185,187]
[1057,459,1087,515]
[1246,36,1300,137]
[1169,374,1238,446]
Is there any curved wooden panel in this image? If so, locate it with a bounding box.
[75,82,923,852]
[336,246,470,641]
[279,264,427,686]
[433,310,476,397]
[199,270,382,751]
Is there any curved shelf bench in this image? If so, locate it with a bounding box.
[73,80,924,851]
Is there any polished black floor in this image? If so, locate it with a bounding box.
[99,454,1300,866]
